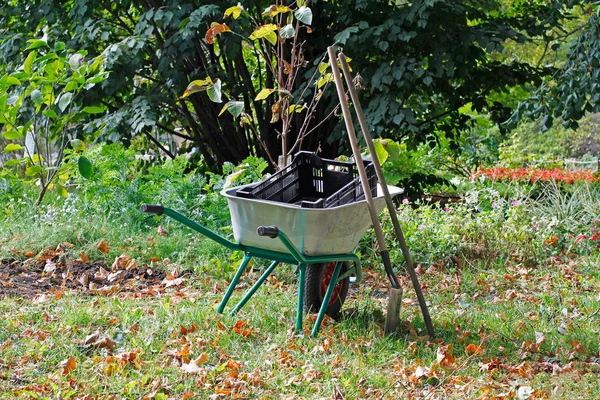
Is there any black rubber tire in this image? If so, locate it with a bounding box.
[304,261,350,316]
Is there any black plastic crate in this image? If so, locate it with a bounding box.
[235,152,377,208]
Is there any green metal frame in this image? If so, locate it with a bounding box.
[161,207,360,336]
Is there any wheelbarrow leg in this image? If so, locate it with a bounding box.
[311,261,342,337]
[228,260,279,316]
[296,263,306,333]
[218,254,252,314]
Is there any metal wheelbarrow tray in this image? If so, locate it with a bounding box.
[142,162,402,336]
[223,184,403,256]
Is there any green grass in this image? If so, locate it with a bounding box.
[1,252,599,399]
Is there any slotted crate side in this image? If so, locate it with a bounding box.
[235,152,377,208]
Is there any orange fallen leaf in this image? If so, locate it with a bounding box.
[436,344,456,369]
[96,240,109,254]
[180,323,199,336]
[59,356,76,375]
[226,359,241,370]
[76,251,89,263]
[465,343,483,355]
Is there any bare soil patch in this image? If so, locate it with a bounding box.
[0,259,166,299]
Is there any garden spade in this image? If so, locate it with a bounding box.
[328,46,435,337]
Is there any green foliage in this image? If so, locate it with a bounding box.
[0,40,107,205]
[507,6,600,131]
[329,0,590,147]
[500,113,600,168]
[1,0,590,172]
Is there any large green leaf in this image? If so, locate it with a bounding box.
[280,24,295,39]
[71,139,86,152]
[57,92,73,112]
[249,24,278,45]
[23,51,36,75]
[206,79,222,103]
[43,109,58,119]
[224,5,243,19]
[294,6,313,25]
[82,106,105,114]
[373,140,389,165]
[219,101,245,118]
[5,76,21,86]
[25,39,48,51]
[78,156,94,179]
[255,89,275,101]
[3,130,22,140]
[4,159,23,167]
[4,143,23,152]
[181,77,213,98]
[30,89,43,105]
[25,165,43,176]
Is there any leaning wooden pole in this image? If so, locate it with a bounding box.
[337,51,435,338]
[327,46,404,336]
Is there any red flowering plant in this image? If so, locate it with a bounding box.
[471,167,600,185]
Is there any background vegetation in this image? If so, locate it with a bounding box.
[3,1,600,399]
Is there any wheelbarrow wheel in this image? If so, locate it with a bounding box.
[304,261,350,317]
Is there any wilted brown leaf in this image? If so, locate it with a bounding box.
[59,356,76,375]
[465,343,483,355]
[227,359,242,371]
[76,251,89,263]
[157,225,168,237]
[43,260,57,275]
[437,344,456,369]
[112,254,135,271]
[205,23,231,44]
[233,320,253,337]
[180,353,208,374]
[78,272,89,287]
[84,332,116,352]
[94,267,110,281]
[180,323,199,336]
[96,240,109,254]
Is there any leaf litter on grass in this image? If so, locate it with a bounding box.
[1,245,600,398]
[0,245,168,299]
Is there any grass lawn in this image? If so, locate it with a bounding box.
[1,244,599,399]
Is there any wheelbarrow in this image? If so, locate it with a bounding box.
[141,153,402,336]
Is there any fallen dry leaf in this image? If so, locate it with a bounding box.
[96,240,109,254]
[43,260,57,275]
[112,254,134,271]
[59,356,76,375]
[94,267,110,281]
[84,332,116,352]
[437,344,456,369]
[76,251,89,263]
[78,272,89,287]
[465,343,483,355]
[180,323,199,336]
[180,353,208,374]
[157,225,168,237]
